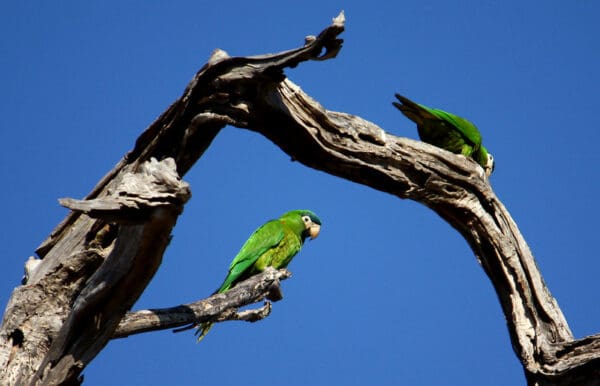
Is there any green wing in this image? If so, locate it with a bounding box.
[421,105,482,148]
[216,219,284,293]
[394,94,481,147]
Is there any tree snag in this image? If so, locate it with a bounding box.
[1,11,599,386]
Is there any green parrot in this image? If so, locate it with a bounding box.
[393,93,495,176]
[195,209,322,341]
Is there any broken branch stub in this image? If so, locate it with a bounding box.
[2,11,598,386]
[22,158,190,385]
[112,267,289,339]
[118,12,598,384]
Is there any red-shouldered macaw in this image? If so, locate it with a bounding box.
[196,209,322,341]
[393,93,494,176]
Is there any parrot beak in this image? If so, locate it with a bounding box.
[308,223,321,240]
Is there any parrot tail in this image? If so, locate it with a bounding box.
[393,93,426,125]
[195,322,214,342]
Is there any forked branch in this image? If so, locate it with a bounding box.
[1,11,598,386]
[112,267,289,339]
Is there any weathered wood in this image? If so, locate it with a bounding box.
[0,14,345,386]
[0,158,191,385]
[35,158,190,382]
[1,11,598,386]
[195,52,600,384]
[112,267,287,338]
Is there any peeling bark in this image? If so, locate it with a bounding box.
[1,11,598,386]
[1,158,192,385]
[112,267,288,339]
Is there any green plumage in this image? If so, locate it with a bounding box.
[196,209,322,341]
[393,93,494,176]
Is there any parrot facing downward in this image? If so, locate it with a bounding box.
[195,209,322,341]
[393,93,495,176]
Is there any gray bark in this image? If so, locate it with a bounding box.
[1,11,598,385]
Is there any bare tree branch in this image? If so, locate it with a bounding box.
[112,268,287,338]
[203,52,600,384]
[0,14,345,386]
[28,158,190,385]
[1,11,598,386]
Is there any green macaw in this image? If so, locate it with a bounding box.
[196,209,322,341]
[393,93,495,176]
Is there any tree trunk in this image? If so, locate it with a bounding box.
[1,12,599,385]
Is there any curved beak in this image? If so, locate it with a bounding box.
[308,223,321,240]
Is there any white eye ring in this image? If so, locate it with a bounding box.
[302,215,311,223]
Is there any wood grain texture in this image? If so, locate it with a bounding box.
[1,11,598,385]
[112,267,288,339]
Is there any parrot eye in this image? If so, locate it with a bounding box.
[301,215,311,224]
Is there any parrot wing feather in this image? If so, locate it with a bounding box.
[216,219,285,293]
[394,93,482,147]
[425,107,482,147]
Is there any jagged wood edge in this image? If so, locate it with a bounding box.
[29,158,191,385]
[112,268,289,338]
[235,82,600,380]
[0,13,347,386]
[33,11,345,260]
[1,10,597,386]
[106,11,600,379]
[145,17,600,383]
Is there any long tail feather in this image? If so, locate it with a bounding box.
[393,93,429,125]
[394,93,420,110]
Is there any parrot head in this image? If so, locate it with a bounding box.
[301,210,322,240]
[281,209,322,240]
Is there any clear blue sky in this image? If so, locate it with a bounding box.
[1,2,599,385]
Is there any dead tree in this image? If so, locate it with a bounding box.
[1,12,599,386]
